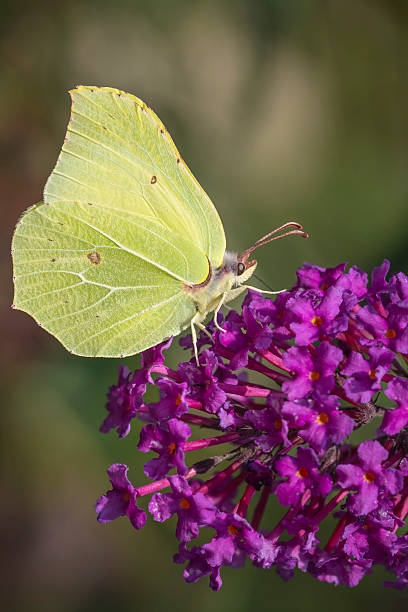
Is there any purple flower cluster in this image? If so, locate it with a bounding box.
[96,260,408,591]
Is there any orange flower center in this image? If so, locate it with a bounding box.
[317,412,329,425]
[311,316,323,326]
[124,491,131,503]
[368,369,377,380]
[296,466,309,479]
[168,442,176,455]
[274,419,283,430]
[175,394,182,407]
[179,497,190,510]
[228,525,239,536]
[385,328,396,339]
[309,371,320,381]
[364,472,375,483]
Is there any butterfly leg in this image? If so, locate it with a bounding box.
[190,312,213,365]
[190,314,200,365]
[242,285,286,295]
[197,321,214,342]
[213,292,227,333]
[224,286,247,302]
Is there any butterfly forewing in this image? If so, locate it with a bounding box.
[44,86,226,269]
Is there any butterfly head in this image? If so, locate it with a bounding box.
[220,251,257,285]
[236,222,309,284]
[235,255,258,284]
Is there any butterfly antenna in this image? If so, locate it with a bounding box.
[239,222,309,267]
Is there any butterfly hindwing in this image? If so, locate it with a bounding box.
[12,201,196,357]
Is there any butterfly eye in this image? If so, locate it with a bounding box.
[237,262,246,276]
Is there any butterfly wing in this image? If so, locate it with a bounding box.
[12,86,229,357]
[44,86,226,268]
[12,201,198,357]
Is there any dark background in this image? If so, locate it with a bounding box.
[2,1,408,610]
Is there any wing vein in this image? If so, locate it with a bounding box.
[17,281,85,304]
[65,210,190,282]
[45,289,114,323]
[74,291,181,349]
[71,97,214,238]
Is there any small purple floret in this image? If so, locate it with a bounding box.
[275,447,332,506]
[100,366,147,438]
[149,475,218,542]
[95,463,146,529]
[336,440,403,516]
[138,418,191,479]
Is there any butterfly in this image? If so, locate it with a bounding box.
[11,86,308,363]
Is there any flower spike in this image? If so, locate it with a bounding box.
[96,259,408,591]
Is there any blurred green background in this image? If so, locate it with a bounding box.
[2,1,408,610]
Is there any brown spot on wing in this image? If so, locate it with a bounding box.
[87,251,101,265]
[150,175,157,184]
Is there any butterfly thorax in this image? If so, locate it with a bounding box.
[184,251,257,317]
